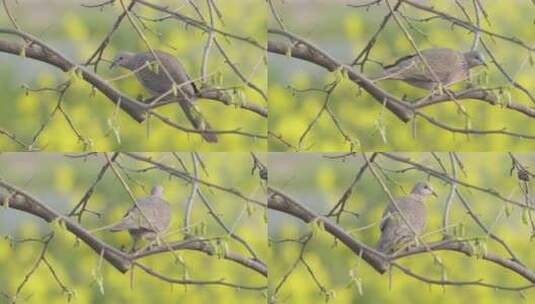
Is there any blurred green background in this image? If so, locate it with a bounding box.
[269,0,535,151]
[269,152,535,303]
[0,152,267,303]
[0,0,267,151]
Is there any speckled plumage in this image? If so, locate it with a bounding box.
[111,50,217,143]
[123,51,197,98]
[376,182,436,254]
[378,48,485,90]
[108,185,171,247]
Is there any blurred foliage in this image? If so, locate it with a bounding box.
[269,152,535,303]
[0,0,266,151]
[0,153,267,303]
[269,1,535,151]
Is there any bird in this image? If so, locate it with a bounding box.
[110,50,218,143]
[91,185,172,252]
[373,48,486,91]
[376,182,437,259]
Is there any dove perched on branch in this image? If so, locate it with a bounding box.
[91,185,172,252]
[373,48,486,91]
[377,182,437,260]
[110,50,218,143]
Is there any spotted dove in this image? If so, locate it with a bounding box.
[92,185,171,251]
[376,182,437,257]
[374,48,486,91]
[111,50,218,143]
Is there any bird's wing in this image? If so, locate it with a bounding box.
[146,51,217,143]
[379,201,397,232]
[107,205,140,231]
[420,49,461,82]
[134,198,171,232]
[380,195,415,230]
[384,53,416,71]
[108,196,155,232]
[384,54,432,82]
[377,200,402,252]
[155,50,196,96]
[384,48,461,83]
[151,198,172,231]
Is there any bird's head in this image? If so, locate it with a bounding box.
[151,185,164,197]
[411,181,437,198]
[465,50,487,68]
[110,52,135,69]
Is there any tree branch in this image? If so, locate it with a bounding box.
[0,182,132,273]
[267,33,413,122]
[267,186,388,273]
[0,179,266,278]
[0,28,147,122]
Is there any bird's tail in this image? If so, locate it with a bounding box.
[376,233,390,253]
[178,100,218,143]
[376,237,391,274]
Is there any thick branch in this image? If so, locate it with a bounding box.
[268,28,535,127]
[0,27,267,125]
[0,28,147,122]
[0,184,266,277]
[0,189,132,273]
[267,36,413,122]
[148,87,268,118]
[269,185,535,281]
[267,187,388,273]
[133,238,267,277]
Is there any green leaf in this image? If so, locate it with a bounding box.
[505,204,512,217]
[246,202,255,216]
[285,47,292,58]
[75,67,83,80]
[150,61,159,74]
[107,118,121,145]
[522,208,529,225]
[234,88,246,106]
[356,279,363,295]
[213,71,224,86]
[325,289,337,302]
[468,240,476,256]
[332,66,344,84]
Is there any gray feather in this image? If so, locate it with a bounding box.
[112,50,217,143]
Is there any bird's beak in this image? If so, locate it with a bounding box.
[431,189,438,197]
[109,60,117,70]
[482,62,488,68]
